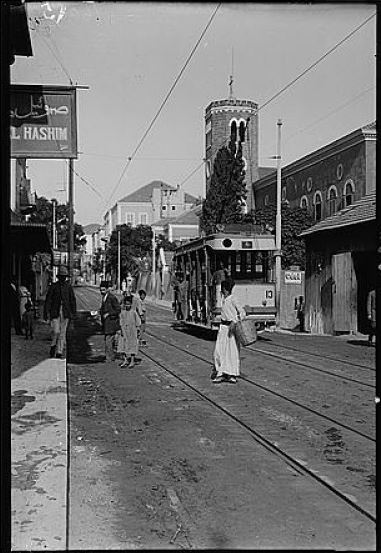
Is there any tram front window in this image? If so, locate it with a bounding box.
[231,251,273,282]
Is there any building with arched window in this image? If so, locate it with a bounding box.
[252,121,376,336]
[253,122,376,220]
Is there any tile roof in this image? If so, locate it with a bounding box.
[300,193,376,237]
[152,205,200,227]
[119,180,197,204]
[83,223,101,235]
[362,121,376,132]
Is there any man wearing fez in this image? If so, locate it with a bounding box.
[99,280,121,362]
[44,265,77,358]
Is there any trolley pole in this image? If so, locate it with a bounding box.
[117,227,121,291]
[68,159,74,284]
[275,119,282,328]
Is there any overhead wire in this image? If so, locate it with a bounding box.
[32,23,73,84]
[64,161,104,200]
[281,86,375,147]
[103,2,222,212]
[30,20,106,204]
[177,11,376,190]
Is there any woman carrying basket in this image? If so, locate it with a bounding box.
[212,279,246,384]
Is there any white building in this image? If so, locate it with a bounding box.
[103,180,197,238]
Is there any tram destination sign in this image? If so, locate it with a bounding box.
[10,85,77,159]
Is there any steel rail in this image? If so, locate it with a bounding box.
[246,344,375,388]
[145,329,375,443]
[253,340,375,372]
[140,344,376,524]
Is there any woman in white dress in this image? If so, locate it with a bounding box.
[212,279,246,384]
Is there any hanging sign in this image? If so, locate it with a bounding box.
[10,85,77,159]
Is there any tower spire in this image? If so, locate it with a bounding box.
[228,47,235,100]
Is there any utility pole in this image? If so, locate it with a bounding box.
[152,228,156,299]
[52,198,57,282]
[117,227,121,291]
[68,159,74,284]
[275,119,283,328]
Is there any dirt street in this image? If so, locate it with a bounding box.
[65,291,375,549]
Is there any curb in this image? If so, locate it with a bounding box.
[11,357,68,551]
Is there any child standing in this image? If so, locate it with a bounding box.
[118,295,141,368]
[22,301,34,340]
[136,289,147,346]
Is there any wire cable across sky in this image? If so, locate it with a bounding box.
[177,11,376,190]
[103,2,222,214]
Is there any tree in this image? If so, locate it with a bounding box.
[105,224,153,280]
[248,203,314,269]
[200,138,246,235]
[29,195,85,251]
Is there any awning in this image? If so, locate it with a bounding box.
[10,222,52,255]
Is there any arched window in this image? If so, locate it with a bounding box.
[327,185,338,216]
[239,121,246,143]
[314,191,322,221]
[300,195,308,209]
[230,120,237,142]
[344,179,355,207]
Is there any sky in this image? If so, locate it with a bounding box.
[11,1,376,227]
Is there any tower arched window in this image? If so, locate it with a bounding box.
[344,179,355,207]
[239,121,246,143]
[230,120,237,142]
[300,195,308,209]
[327,185,338,216]
[314,191,322,221]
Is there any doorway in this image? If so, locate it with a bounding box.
[353,251,376,334]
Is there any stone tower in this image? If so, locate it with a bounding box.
[204,86,259,212]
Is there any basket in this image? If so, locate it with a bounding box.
[234,318,257,346]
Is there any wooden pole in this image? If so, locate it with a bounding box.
[68,159,74,284]
[117,228,121,291]
[275,119,282,328]
[152,228,156,299]
[52,199,57,282]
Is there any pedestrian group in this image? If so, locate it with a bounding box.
[99,280,148,368]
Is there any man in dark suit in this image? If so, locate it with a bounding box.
[99,281,121,362]
[44,265,77,358]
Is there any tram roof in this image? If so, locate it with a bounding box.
[174,232,277,254]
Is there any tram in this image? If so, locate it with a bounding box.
[171,225,277,331]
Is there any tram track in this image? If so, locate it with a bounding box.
[171,320,374,388]
[145,329,374,442]
[139,340,376,524]
[253,339,376,372]
[246,343,375,388]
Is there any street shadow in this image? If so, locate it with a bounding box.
[346,339,374,348]
[171,322,217,342]
[11,321,53,379]
[67,310,105,364]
